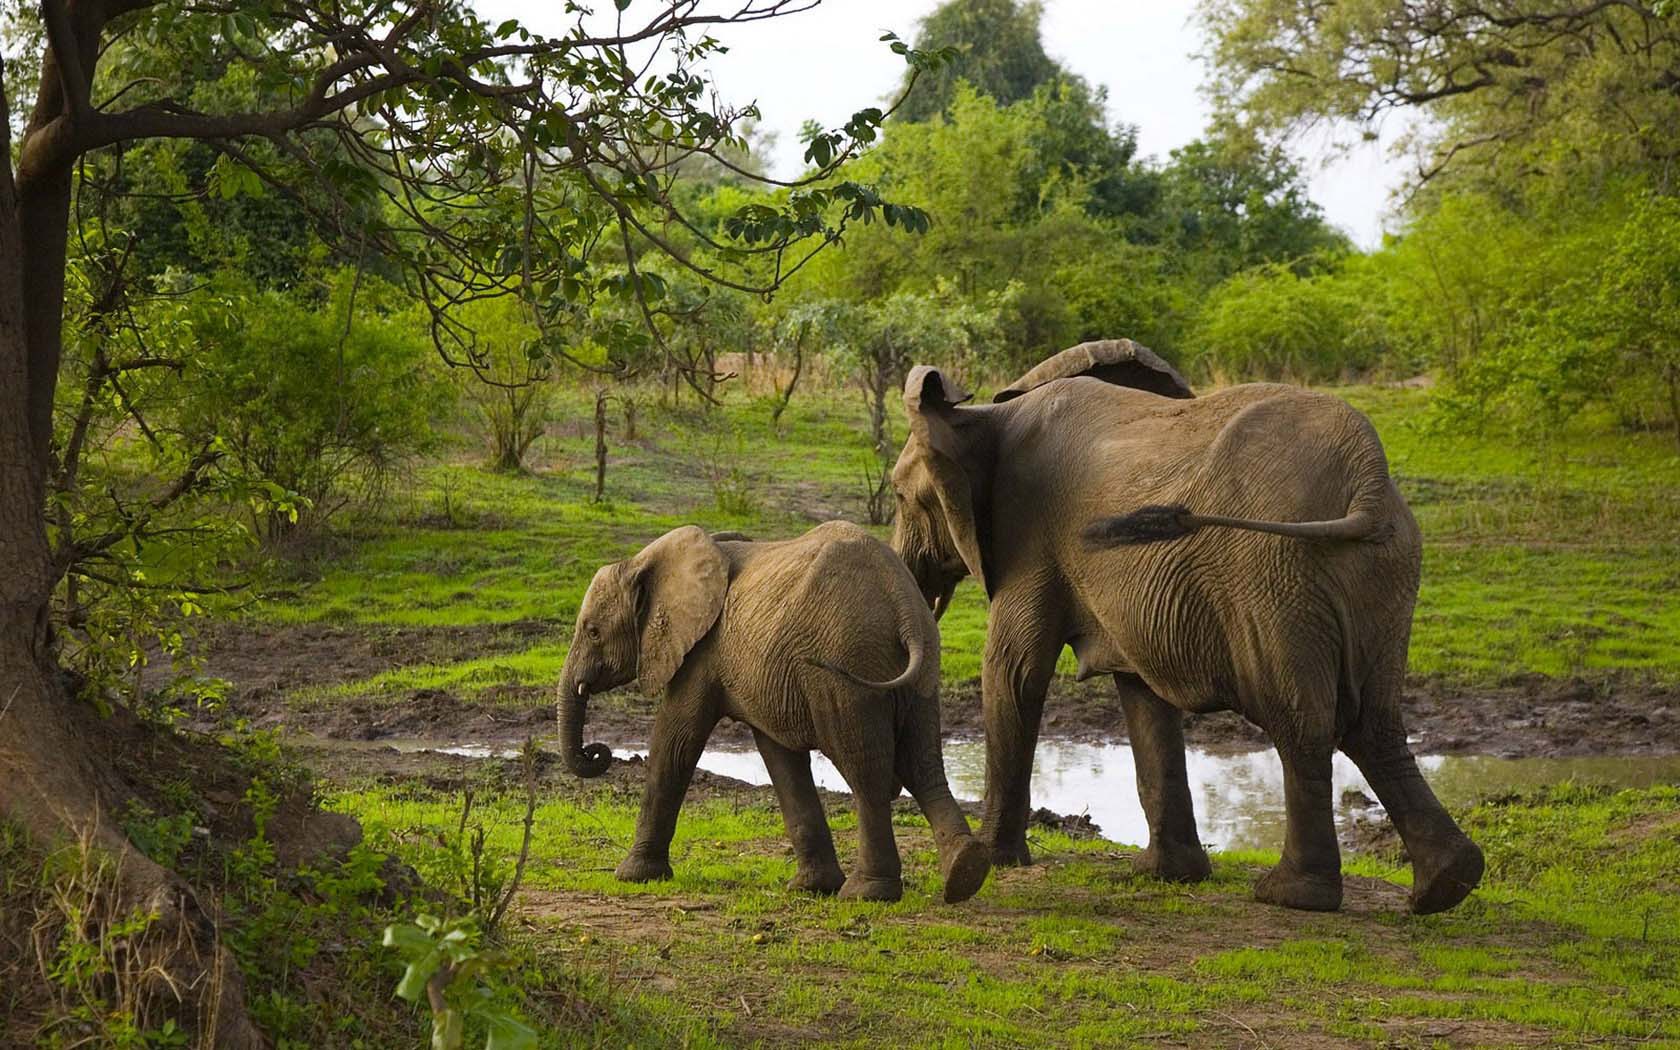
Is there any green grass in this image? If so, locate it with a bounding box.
[232,381,1680,709]
[329,777,1680,1048]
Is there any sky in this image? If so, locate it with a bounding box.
[484,0,1412,248]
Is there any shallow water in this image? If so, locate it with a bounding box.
[385,738,1680,852]
[652,742,1680,851]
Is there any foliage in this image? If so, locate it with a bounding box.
[1377,185,1680,444]
[814,290,1001,458]
[383,916,536,1050]
[172,271,449,541]
[450,297,554,473]
[382,740,542,1050]
[1150,118,1349,279]
[895,0,1063,122]
[1189,258,1385,382]
[1589,193,1680,448]
[1200,0,1680,198]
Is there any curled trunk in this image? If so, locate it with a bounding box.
[556,663,611,778]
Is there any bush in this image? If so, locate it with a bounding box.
[1187,259,1386,383]
[450,296,554,472]
[176,271,449,541]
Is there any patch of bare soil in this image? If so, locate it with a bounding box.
[195,622,1680,759]
[177,618,558,701]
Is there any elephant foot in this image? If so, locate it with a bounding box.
[1409,836,1485,915]
[939,839,992,904]
[837,874,902,902]
[1254,861,1342,912]
[615,852,674,884]
[789,864,845,896]
[983,835,1033,868]
[1133,839,1212,884]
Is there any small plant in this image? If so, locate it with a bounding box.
[859,453,895,525]
[382,915,536,1050]
[382,739,543,1048]
[119,801,195,869]
[698,424,759,517]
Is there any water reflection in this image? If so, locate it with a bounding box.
[656,742,1680,852]
[381,737,1680,852]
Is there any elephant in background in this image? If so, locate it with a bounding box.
[558,522,991,904]
[889,339,1483,914]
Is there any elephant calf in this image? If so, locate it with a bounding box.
[557,522,991,904]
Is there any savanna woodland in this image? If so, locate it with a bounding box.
[1,0,1677,1047]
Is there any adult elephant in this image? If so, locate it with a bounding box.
[889,340,1483,914]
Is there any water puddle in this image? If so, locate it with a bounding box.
[377,738,1680,852]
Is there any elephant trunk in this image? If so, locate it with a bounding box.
[557,662,612,778]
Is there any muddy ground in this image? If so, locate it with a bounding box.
[185,621,1680,759]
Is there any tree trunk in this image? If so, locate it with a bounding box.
[593,388,609,503]
[1,57,261,1049]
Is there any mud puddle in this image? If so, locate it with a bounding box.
[189,623,1680,758]
[360,736,1680,852]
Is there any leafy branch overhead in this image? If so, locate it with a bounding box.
[10,1,950,390]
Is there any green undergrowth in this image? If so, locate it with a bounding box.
[228,383,1680,712]
[325,775,1680,1048]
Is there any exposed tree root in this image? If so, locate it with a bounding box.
[1,662,262,1048]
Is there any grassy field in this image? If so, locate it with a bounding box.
[315,767,1680,1049]
[55,378,1670,1049]
[244,379,1680,713]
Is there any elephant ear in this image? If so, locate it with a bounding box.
[902,367,988,593]
[629,526,729,694]
[993,339,1193,403]
[905,364,973,413]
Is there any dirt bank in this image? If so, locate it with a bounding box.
[189,623,1680,758]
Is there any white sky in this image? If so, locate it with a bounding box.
[482,0,1411,248]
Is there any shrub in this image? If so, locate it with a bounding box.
[1188,259,1386,383]
[175,271,449,541]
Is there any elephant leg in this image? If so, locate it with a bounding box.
[1254,745,1344,911]
[834,755,903,902]
[1116,674,1211,883]
[895,693,990,904]
[617,701,716,883]
[752,728,844,895]
[1341,670,1483,914]
[978,604,1062,868]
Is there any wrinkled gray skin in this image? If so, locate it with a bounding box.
[890,342,1484,914]
[558,522,991,904]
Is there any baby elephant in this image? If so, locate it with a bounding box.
[557,522,990,904]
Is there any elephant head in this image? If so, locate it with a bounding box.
[891,365,988,618]
[890,342,1193,617]
[557,525,730,777]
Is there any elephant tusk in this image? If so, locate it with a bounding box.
[576,683,587,698]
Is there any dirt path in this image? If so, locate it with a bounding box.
[188,622,1680,758]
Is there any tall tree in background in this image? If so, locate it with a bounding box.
[896,0,1060,121]
[1198,0,1680,196]
[896,0,1153,219]
[1154,117,1348,278]
[0,2,936,1042]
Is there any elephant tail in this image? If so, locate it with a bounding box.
[1083,503,1393,547]
[808,634,927,692]
[806,595,932,693]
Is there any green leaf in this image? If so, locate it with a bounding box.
[392,946,444,1003]
[484,1015,538,1050]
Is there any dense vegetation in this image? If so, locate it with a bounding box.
[2,0,1676,1046]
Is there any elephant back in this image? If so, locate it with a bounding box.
[993,339,1194,403]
